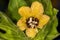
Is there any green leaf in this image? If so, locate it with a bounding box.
[45,8,59,40]
[53,8,59,16]
[8,0,27,22]
[0,12,17,30]
[0,12,29,40]
[41,0,53,17]
[45,17,59,40]
[0,24,28,40]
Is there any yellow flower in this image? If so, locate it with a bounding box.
[17,1,50,38]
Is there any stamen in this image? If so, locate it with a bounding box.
[26,17,39,28]
[28,18,32,23]
[29,23,32,26]
[33,21,37,24]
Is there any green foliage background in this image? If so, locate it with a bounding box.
[0,0,60,40]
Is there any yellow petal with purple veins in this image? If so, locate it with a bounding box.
[31,1,44,16]
[38,15,50,29]
[18,6,31,17]
[26,28,38,38]
[17,17,27,31]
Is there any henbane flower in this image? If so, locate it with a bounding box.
[17,1,50,38]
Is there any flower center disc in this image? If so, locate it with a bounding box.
[26,17,39,28]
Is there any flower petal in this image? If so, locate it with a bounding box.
[38,15,50,29]
[31,1,44,16]
[18,6,31,17]
[26,28,38,38]
[17,17,27,31]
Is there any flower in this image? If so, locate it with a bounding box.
[17,1,50,38]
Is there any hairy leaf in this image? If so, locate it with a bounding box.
[0,12,29,40]
[8,0,27,22]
